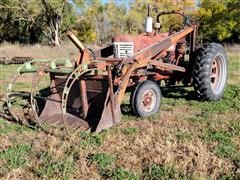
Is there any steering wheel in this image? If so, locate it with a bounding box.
[168,23,184,35]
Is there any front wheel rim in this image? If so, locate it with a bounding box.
[140,89,157,112]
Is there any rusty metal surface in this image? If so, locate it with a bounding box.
[79,80,88,119]
[113,33,169,53]
[38,113,89,130]
[94,66,121,132]
[150,60,186,72]
[55,62,121,133]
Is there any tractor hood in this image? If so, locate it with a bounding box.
[113,33,169,54]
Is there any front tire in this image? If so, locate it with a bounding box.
[193,43,228,101]
[130,80,162,117]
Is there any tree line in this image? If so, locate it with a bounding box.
[0,0,239,46]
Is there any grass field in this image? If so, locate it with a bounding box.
[0,45,239,179]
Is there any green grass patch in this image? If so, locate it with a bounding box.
[143,164,186,180]
[33,152,74,179]
[122,114,140,122]
[88,153,115,170]
[0,64,19,80]
[215,142,240,168]
[121,127,139,135]
[202,129,231,143]
[173,129,193,142]
[188,112,210,124]
[0,119,31,135]
[79,131,105,148]
[108,167,139,180]
[214,142,238,159]
[0,144,32,173]
[202,129,240,162]
[219,171,240,180]
[230,120,240,136]
[88,153,139,179]
[189,85,240,115]
[10,97,30,108]
[228,52,240,70]
[161,97,187,111]
[187,85,240,125]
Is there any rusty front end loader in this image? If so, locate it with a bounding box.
[5,6,228,132]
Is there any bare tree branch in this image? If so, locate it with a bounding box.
[16,0,35,23]
[12,17,30,21]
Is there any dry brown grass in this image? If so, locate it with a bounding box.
[0,42,78,59]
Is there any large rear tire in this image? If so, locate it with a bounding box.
[193,43,228,101]
[130,80,162,117]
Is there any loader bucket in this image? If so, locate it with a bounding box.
[33,63,121,132]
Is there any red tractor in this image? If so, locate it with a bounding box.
[6,6,227,132]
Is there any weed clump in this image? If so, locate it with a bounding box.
[142,164,186,180]
[0,144,32,173]
[202,129,240,164]
[79,132,105,148]
[88,153,115,170]
[88,152,139,179]
[33,151,74,179]
[109,167,139,180]
[121,127,139,135]
[0,119,31,135]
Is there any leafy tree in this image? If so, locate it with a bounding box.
[1,0,239,45]
[125,0,146,34]
[226,0,240,41]
[0,0,42,43]
[0,0,79,45]
[74,0,126,44]
[40,0,80,46]
[198,0,239,42]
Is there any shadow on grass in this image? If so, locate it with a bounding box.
[0,85,198,125]
[121,85,197,116]
[161,86,197,101]
[121,104,132,115]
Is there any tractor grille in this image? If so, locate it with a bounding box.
[113,42,134,58]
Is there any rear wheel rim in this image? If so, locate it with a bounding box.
[210,54,226,94]
[140,89,156,112]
